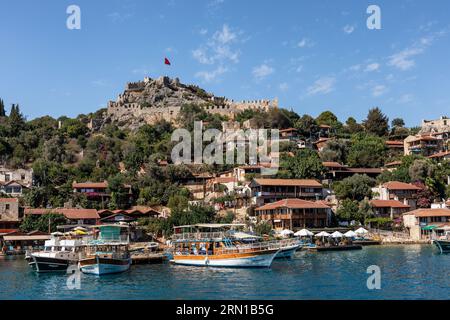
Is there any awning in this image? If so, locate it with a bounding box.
[421,225,437,230]
[3,235,51,241]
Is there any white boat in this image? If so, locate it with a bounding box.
[29,238,86,273]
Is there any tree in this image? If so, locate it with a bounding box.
[391,118,405,128]
[409,159,435,182]
[316,111,341,128]
[8,104,26,135]
[294,114,318,138]
[336,199,360,222]
[0,98,5,117]
[345,117,364,135]
[363,107,389,137]
[347,133,387,168]
[333,174,375,201]
[320,139,350,163]
[20,213,66,233]
[255,220,273,236]
[278,149,325,179]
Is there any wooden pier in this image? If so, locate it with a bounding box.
[131,252,166,264]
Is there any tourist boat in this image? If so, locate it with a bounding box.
[227,231,301,259]
[171,224,281,268]
[29,238,86,273]
[432,228,450,254]
[78,224,131,275]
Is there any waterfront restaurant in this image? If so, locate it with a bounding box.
[250,178,324,206]
[403,208,450,240]
[255,198,331,230]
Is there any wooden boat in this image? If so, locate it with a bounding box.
[79,246,131,275]
[171,224,280,268]
[79,224,131,275]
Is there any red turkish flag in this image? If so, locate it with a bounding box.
[164,57,171,65]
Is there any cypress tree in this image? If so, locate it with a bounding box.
[0,98,5,117]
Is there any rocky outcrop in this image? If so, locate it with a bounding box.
[101,76,278,130]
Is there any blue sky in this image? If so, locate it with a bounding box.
[0,0,449,126]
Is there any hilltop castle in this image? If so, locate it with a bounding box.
[105,76,278,129]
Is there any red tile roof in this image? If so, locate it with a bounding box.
[404,208,450,217]
[213,177,236,184]
[255,198,330,211]
[322,161,345,168]
[382,181,422,190]
[0,198,19,203]
[384,161,402,167]
[25,208,100,220]
[253,178,322,187]
[385,140,404,146]
[370,200,410,208]
[72,182,108,189]
[428,151,450,159]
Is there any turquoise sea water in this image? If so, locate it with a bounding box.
[0,245,448,300]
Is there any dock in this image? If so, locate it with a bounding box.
[353,240,381,246]
[131,252,166,264]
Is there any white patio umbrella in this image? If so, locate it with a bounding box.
[344,230,357,238]
[51,231,63,236]
[280,229,294,236]
[355,227,369,235]
[331,231,344,238]
[73,226,88,232]
[294,229,314,237]
[315,231,331,237]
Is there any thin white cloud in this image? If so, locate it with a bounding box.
[343,25,355,34]
[365,63,380,72]
[192,24,241,65]
[307,77,335,95]
[252,64,274,80]
[387,29,448,71]
[297,38,314,48]
[279,82,289,92]
[372,85,388,97]
[195,66,228,83]
[397,93,414,104]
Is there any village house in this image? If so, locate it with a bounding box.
[403,134,443,156]
[403,208,450,240]
[372,181,422,210]
[322,162,382,181]
[370,199,410,219]
[255,198,331,230]
[385,140,405,156]
[98,206,165,223]
[233,165,274,182]
[0,167,33,197]
[24,208,100,226]
[72,181,133,207]
[279,128,300,142]
[0,198,22,230]
[250,178,324,206]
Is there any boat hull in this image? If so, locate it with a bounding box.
[432,240,450,254]
[172,249,279,268]
[79,256,131,275]
[275,245,301,259]
[30,256,73,273]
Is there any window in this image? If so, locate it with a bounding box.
[5,174,11,182]
[5,204,10,211]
